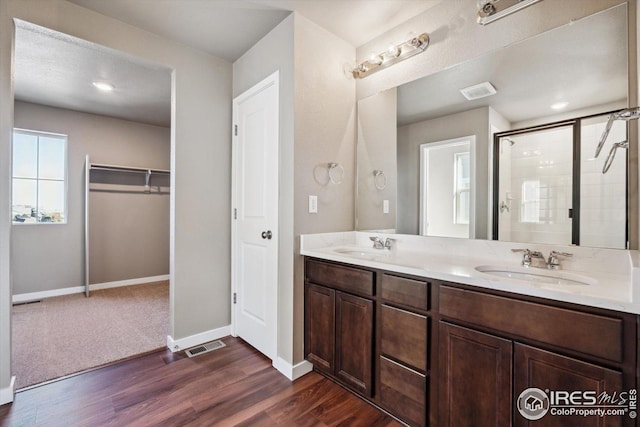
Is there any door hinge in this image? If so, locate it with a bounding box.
[233,208,237,219]
[233,292,237,304]
[234,124,238,136]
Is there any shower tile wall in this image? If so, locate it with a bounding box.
[506,127,573,245]
[580,120,626,249]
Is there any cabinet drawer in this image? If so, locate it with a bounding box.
[379,356,426,427]
[306,259,374,296]
[380,305,427,371]
[381,273,429,311]
[440,286,623,362]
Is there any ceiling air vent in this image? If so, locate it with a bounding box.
[185,340,226,358]
[460,82,497,101]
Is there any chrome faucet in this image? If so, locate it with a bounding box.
[547,251,572,270]
[369,236,394,250]
[512,248,544,268]
[512,248,573,270]
[369,236,384,249]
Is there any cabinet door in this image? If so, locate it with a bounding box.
[514,343,623,427]
[439,322,512,427]
[335,291,373,396]
[305,284,335,375]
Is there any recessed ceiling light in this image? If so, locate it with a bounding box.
[551,101,568,110]
[92,81,115,92]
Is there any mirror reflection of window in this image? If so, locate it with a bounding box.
[520,180,540,223]
[454,152,470,225]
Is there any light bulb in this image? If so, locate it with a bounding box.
[92,81,115,92]
[388,44,400,58]
[368,52,383,65]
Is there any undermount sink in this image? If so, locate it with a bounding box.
[333,247,389,257]
[475,265,597,286]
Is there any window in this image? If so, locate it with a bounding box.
[12,129,67,224]
[521,180,540,223]
[453,152,470,224]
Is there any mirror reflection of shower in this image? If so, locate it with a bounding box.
[496,113,627,249]
[595,107,637,174]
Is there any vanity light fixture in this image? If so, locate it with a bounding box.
[352,33,429,79]
[92,81,115,92]
[477,0,543,25]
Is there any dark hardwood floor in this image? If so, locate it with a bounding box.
[0,336,402,427]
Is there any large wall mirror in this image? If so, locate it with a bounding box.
[356,4,633,249]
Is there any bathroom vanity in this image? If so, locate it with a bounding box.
[302,232,639,427]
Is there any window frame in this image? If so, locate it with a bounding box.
[12,128,68,225]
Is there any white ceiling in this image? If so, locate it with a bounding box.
[397,5,628,126]
[14,20,172,127]
[66,0,441,60]
[15,0,440,127]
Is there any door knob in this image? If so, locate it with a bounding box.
[261,230,272,240]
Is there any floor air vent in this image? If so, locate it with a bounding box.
[185,340,226,358]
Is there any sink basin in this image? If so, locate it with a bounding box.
[475,265,597,286]
[333,247,389,257]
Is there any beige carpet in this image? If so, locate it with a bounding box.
[12,281,169,389]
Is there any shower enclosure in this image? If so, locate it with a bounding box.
[494,112,627,248]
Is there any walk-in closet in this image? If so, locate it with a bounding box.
[10,20,172,389]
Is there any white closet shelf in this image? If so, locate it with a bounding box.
[90,163,170,175]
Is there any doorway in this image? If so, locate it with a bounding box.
[419,136,476,238]
[10,20,172,389]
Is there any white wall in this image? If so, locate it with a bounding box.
[0,0,232,398]
[12,101,170,294]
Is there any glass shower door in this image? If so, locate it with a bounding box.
[497,125,574,245]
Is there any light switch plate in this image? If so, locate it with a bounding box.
[309,195,318,213]
[383,199,389,214]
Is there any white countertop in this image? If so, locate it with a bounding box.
[300,231,640,314]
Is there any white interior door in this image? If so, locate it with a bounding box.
[232,71,279,360]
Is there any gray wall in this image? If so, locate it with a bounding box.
[356,88,397,231]
[397,107,489,237]
[12,101,170,294]
[293,14,356,363]
[233,14,296,365]
[0,0,233,396]
[233,13,357,366]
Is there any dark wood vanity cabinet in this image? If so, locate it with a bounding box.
[304,257,637,427]
[438,322,512,427]
[304,259,374,397]
[438,285,635,427]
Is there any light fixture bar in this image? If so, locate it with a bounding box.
[352,33,429,79]
[477,0,543,25]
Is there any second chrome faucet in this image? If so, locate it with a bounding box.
[512,248,572,270]
[370,236,394,250]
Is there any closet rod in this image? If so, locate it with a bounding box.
[90,163,170,175]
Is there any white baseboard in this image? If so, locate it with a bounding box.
[12,286,84,304]
[0,376,15,405]
[89,275,169,291]
[272,357,313,381]
[12,275,170,303]
[167,325,231,352]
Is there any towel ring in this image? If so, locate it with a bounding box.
[373,170,386,190]
[328,162,344,184]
